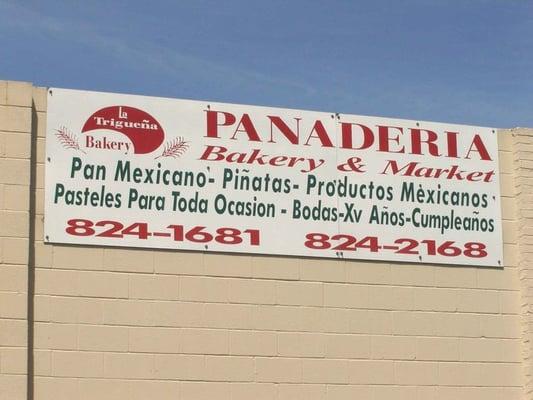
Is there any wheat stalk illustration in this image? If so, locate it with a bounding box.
[155,137,189,159]
[55,126,86,154]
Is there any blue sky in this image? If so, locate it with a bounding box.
[1,0,531,128]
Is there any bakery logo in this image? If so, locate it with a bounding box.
[82,106,164,154]
[55,106,189,158]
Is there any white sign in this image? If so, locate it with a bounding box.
[45,88,503,266]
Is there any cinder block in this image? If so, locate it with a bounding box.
[179,328,228,355]
[205,355,254,381]
[320,307,351,333]
[127,380,178,400]
[78,325,128,352]
[3,184,29,210]
[52,350,104,378]
[438,362,483,386]
[326,385,372,400]
[230,383,276,400]
[6,81,32,107]
[392,311,437,336]
[500,387,524,400]
[416,337,459,361]
[500,197,517,220]
[393,361,438,385]
[276,280,323,306]
[77,271,129,298]
[371,335,416,360]
[300,258,345,282]
[78,378,129,400]
[35,241,53,268]
[229,330,277,356]
[180,382,231,400]
[153,354,205,380]
[300,306,326,332]
[500,174,514,197]
[104,352,153,379]
[0,264,26,292]
[3,132,30,159]
[0,159,29,185]
[434,265,476,288]
[324,333,370,359]
[228,278,276,304]
[255,357,302,383]
[412,287,458,312]
[0,210,28,237]
[35,268,78,296]
[302,359,350,384]
[204,253,252,277]
[480,362,522,387]
[53,245,104,270]
[456,289,500,313]
[345,261,391,285]
[151,301,204,328]
[34,377,78,400]
[34,322,77,350]
[251,255,299,280]
[477,267,519,290]
[0,81,6,105]
[179,275,229,303]
[252,305,302,331]
[389,286,415,310]
[459,338,521,362]
[103,248,153,273]
[503,244,518,267]
[480,314,521,338]
[498,150,513,174]
[348,309,392,335]
[436,386,504,400]
[373,385,435,400]
[515,129,533,142]
[129,327,179,353]
[391,264,435,287]
[323,283,370,309]
[348,360,394,384]
[154,250,205,275]
[34,349,51,376]
[36,163,44,189]
[498,130,514,152]
[518,150,533,161]
[0,374,26,400]
[102,299,153,326]
[34,214,44,239]
[35,188,44,214]
[0,105,31,132]
[32,86,48,112]
[74,298,104,324]
[278,383,326,400]
[128,274,179,300]
[278,332,326,358]
[0,137,6,163]
[34,295,50,322]
[36,111,46,138]
[434,312,481,338]
[0,347,27,374]
[203,303,253,329]
[36,137,45,164]
[0,292,26,319]
[2,237,29,265]
[502,220,518,244]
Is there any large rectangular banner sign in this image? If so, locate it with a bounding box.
[45,88,503,266]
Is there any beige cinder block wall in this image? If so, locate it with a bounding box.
[0,80,529,399]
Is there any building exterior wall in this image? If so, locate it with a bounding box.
[0,80,529,399]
